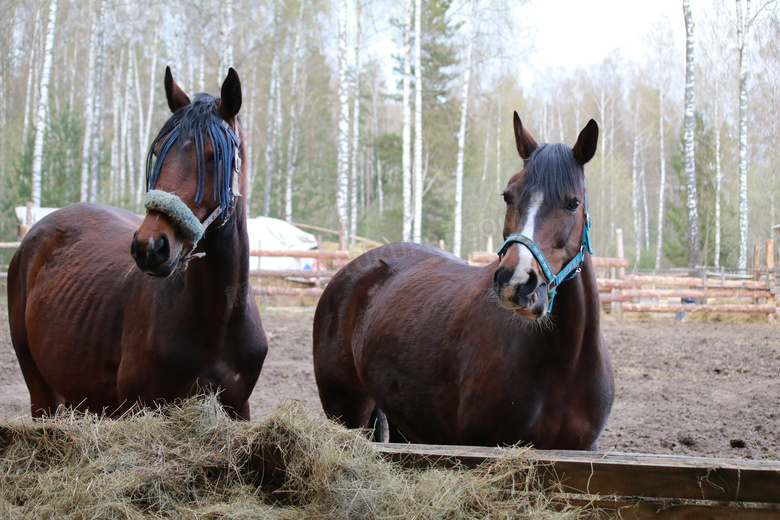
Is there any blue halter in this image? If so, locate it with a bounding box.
[497,192,593,312]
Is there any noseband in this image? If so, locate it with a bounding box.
[497,192,593,312]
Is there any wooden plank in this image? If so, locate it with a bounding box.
[254,286,324,297]
[623,274,768,290]
[249,269,338,279]
[566,497,780,519]
[250,249,351,260]
[376,444,780,504]
[619,288,767,298]
[622,303,776,314]
[0,242,20,249]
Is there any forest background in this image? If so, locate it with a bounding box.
[1,0,778,271]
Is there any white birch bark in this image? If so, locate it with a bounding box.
[89,0,106,203]
[22,8,40,149]
[631,101,641,267]
[120,46,133,203]
[714,93,722,268]
[736,0,750,270]
[655,87,667,270]
[453,0,475,258]
[683,0,701,269]
[284,0,306,223]
[402,0,412,242]
[481,111,490,182]
[134,32,158,206]
[80,0,98,202]
[349,0,361,239]
[641,151,650,251]
[110,49,123,204]
[244,68,257,212]
[30,0,58,209]
[263,51,278,217]
[495,97,502,194]
[412,0,423,243]
[336,0,350,246]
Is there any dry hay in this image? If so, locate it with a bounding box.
[0,396,591,519]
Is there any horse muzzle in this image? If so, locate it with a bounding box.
[130,230,180,277]
[493,265,549,319]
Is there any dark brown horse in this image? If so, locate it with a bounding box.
[313,113,614,449]
[7,68,267,419]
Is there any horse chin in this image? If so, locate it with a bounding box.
[139,252,181,278]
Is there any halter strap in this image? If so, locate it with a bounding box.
[497,191,593,312]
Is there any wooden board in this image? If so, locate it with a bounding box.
[376,444,780,508]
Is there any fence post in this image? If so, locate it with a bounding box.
[768,239,776,324]
[753,245,761,281]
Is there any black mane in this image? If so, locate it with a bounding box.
[519,143,584,203]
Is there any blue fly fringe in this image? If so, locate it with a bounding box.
[145,94,241,220]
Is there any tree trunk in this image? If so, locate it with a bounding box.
[110,48,124,204]
[631,100,641,267]
[655,89,667,270]
[453,0,475,258]
[714,93,722,268]
[736,0,750,270]
[284,0,306,223]
[412,0,423,243]
[79,0,98,202]
[683,0,701,269]
[263,51,278,217]
[495,97,502,194]
[336,0,350,248]
[641,151,650,251]
[22,8,40,150]
[89,0,107,203]
[402,0,412,242]
[134,32,158,206]
[349,0,361,240]
[31,0,58,208]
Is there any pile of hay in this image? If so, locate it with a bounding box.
[0,397,589,519]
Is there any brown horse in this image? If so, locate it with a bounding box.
[7,68,267,419]
[313,113,614,449]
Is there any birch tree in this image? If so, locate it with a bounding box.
[349,0,361,240]
[736,0,750,270]
[88,0,106,203]
[30,0,57,209]
[402,0,412,242]
[284,0,306,223]
[412,0,423,243]
[683,0,701,269]
[453,0,476,258]
[336,0,350,247]
[631,97,641,267]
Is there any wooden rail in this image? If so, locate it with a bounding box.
[377,443,780,518]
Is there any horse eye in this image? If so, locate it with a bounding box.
[564,198,580,212]
[502,192,513,205]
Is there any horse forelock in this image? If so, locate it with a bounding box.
[146,93,241,214]
[519,143,584,205]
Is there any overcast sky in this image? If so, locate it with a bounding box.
[514,0,688,89]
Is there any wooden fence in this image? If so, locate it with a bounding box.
[376,443,780,519]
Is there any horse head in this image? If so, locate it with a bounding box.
[131,66,244,277]
[493,112,598,319]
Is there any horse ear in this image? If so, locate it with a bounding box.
[219,68,242,121]
[513,111,537,161]
[572,119,599,166]
[164,66,191,113]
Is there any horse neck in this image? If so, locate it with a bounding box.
[545,253,602,353]
[183,198,250,295]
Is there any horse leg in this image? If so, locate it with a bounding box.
[9,323,65,417]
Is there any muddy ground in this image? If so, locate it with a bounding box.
[1,303,778,460]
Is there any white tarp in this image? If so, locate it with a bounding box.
[246,216,318,271]
[15,206,59,227]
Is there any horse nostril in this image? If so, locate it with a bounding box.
[152,234,170,265]
[493,266,514,287]
[130,232,139,261]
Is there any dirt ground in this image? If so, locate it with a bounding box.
[1,303,778,460]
